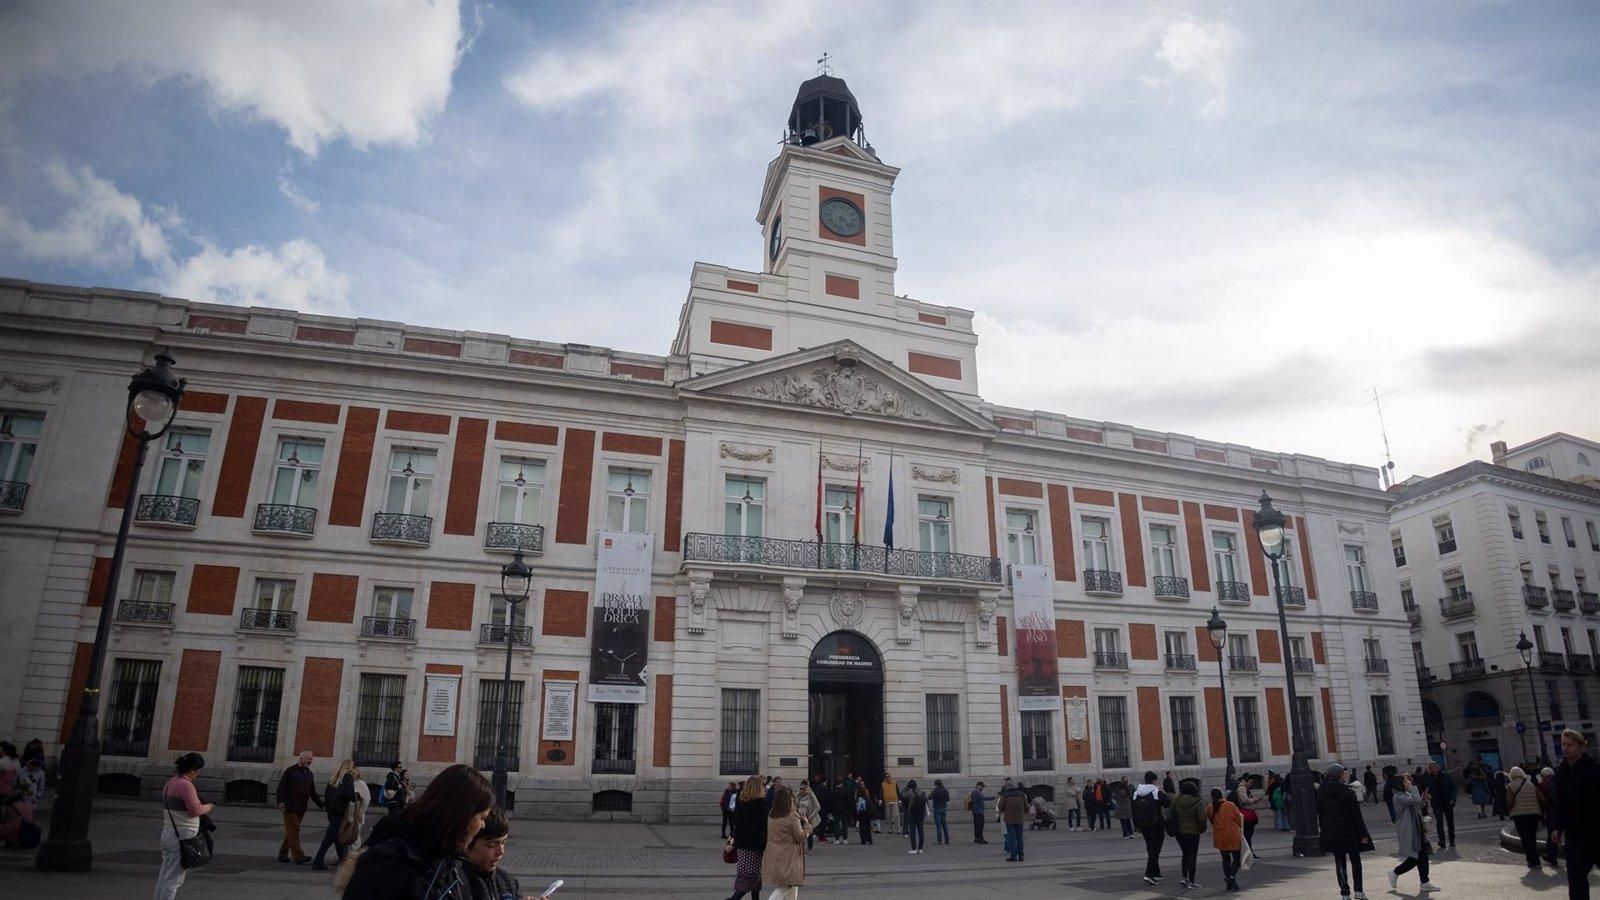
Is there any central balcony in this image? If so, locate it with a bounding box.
[1165,653,1196,671]
[1366,657,1390,674]
[1228,655,1258,673]
[1405,605,1422,626]
[135,494,199,528]
[115,599,174,625]
[1567,654,1594,674]
[1216,581,1250,605]
[1083,569,1124,597]
[478,623,533,646]
[253,503,315,537]
[1552,589,1576,612]
[361,615,416,640]
[371,512,433,547]
[681,533,1002,584]
[485,522,545,554]
[1440,593,1475,619]
[0,480,28,512]
[1094,650,1128,670]
[1524,585,1549,609]
[1449,658,1485,679]
[1350,591,1380,613]
[239,608,296,632]
[1280,586,1306,609]
[1538,651,1566,671]
[1580,592,1600,615]
[1153,575,1190,601]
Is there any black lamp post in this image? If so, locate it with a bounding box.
[1206,606,1237,792]
[38,350,184,872]
[492,549,533,809]
[1252,491,1321,857]
[1516,631,1548,768]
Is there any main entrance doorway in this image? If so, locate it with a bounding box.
[808,631,884,784]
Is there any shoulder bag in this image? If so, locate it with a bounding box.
[166,805,212,869]
[722,836,737,864]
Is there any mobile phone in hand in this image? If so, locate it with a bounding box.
[535,879,564,898]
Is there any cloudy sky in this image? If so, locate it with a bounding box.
[1,0,1595,480]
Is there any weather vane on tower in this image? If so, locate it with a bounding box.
[816,52,833,76]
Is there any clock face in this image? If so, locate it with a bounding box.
[819,197,864,237]
[769,216,782,261]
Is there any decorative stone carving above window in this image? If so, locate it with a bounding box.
[719,442,774,463]
[821,453,869,473]
[911,464,959,484]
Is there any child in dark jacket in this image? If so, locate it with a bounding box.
[464,807,522,900]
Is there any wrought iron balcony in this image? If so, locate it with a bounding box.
[1405,605,1422,626]
[478,623,533,646]
[1350,591,1380,612]
[1448,658,1485,679]
[253,503,315,536]
[1280,586,1306,608]
[1366,657,1390,674]
[1538,651,1566,671]
[239,608,296,632]
[1580,592,1600,614]
[1417,666,1437,685]
[227,744,276,763]
[1567,654,1594,674]
[0,480,27,512]
[1216,581,1250,604]
[592,757,637,775]
[1290,657,1315,674]
[135,493,199,527]
[681,533,1003,583]
[371,512,432,546]
[1093,650,1129,670]
[485,522,545,554]
[1437,539,1458,555]
[1083,569,1123,597]
[361,615,416,640]
[1439,593,1475,618]
[1524,585,1549,608]
[1552,589,1576,612]
[115,599,174,625]
[1153,575,1190,600]
[1229,655,1258,673]
[1165,653,1197,671]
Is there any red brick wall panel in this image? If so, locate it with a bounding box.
[211,395,267,518]
[60,642,94,742]
[1203,504,1239,521]
[385,410,451,434]
[296,325,356,345]
[1119,493,1146,588]
[402,337,462,358]
[1266,687,1290,756]
[186,313,247,334]
[307,573,358,623]
[1047,484,1076,581]
[1129,623,1158,660]
[917,312,946,325]
[1295,516,1319,599]
[509,349,564,369]
[984,476,998,558]
[328,406,379,526]
[543,589,588,637]
[1056,619,1086,658]
[1065,427,1104,443]
[664,439,685,553]
[997,477,1043,498]
[996,616,1008,657]
[1133,437,1169,453]
[293,657,343,758]
[907,351,962,380]
[1195,448,1227,463]
[186,564,239,616]
[1196,626,1218,663]
[1138,686,1164,761]
[85,555,112,608]
[1256,629,1281,664]
[610,362,665,381]
[726,279,759,293]
[993,415,1033,431]
[1141,496,1179,515]
[999,685,1011,767]
[443,417,487,536]
[106,431,139,509]
[1250,457,1280,472]
[654,596,675,643]
[601,432,663,456]
[1073,487,1114,507]
[1311,632,1326,664]
[709,321,773,350]
[167,649,222,751]
[1064,685,1091,763]
[273,399,341,424]
[825,275,860,299]
[1182,502,1211,592]
[652,674,673,767]
[417,663,462,763]
[538,670,580,766]
[182,391,230,414]
[1204,687,1228,759]
[1241,507,1270,596]
[495,421,559,445]
[555,429,595,544]
[1321,687,1338,753]
[426,582,475,631]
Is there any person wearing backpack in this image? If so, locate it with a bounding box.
[1132,771,1172,885]
[903,780,929,854]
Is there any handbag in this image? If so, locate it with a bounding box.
[722,837,737,864]
[336,802,360,846]
[1241,806,1259,826]
[166,806,212,869]
[1239,840,1255,871]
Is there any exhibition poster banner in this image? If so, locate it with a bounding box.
[589,530,653,703]
[1011,563,1062,711]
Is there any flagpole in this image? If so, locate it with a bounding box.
[883,447,894,573]
[815,447,824,568]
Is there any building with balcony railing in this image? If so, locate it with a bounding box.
[0,74,1422,819]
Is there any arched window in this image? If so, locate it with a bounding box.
[1578,452,1592,467]
[1462,691,1500,720]
[1526,457,1548,472]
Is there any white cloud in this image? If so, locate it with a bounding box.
[276,172,321,215]
[166,239,351,313]
[0,162,172,266]
[1151,18,1239,117]
[0,0,467,156]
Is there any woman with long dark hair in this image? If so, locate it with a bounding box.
[854,785,875,844]
[339,763,494,899]
[727,775,769,900]
[156,752,214,900]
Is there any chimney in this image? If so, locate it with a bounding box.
[1490,440,1507,465]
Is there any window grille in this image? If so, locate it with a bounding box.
[104,658,161,757]
[1295,696,1319,757]
[353,674,406,767]
[474,680,524,771]
[1170,697,1199,765]
[1021,710,1052,771]
[1234,697,1262,763]
[593,703,637,774]
[925,694,960,773]
[720,689,759,775]
[1097,696,1129,769]
[1371,695,1395,755]
[228,666,285,762]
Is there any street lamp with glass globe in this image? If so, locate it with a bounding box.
[38,350,185,872]
[1252,491,1322,857]
[492,549,533,809]
[1516,631,1550,767]
[1206,606,1237,792]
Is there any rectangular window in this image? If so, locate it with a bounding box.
[252,578,295,611]
[593,702,637,773]
[719,688,760,775]
[1094,627,1122,654]
[132,569,175,605]
[1078,516,1111,571]
[823,486,856,544]
[1295,695,1319,757]
[1392,533,1407,568]
[1508,507,1524,540]
[1274,540,1297,589]
[1588,521,1599,551]
[723,476,765,538]
[1548,681,1563,721]
[1007,509,1040,566]
[1170,697,1198,765]
[1344,544,1369,593]
[1020,710,1053,771]
[605,469,651,533]
[1457,631,1479,661]
[489,594,527,627]
[1364,638,1384,663]
[1577,682,1591,721]
[1590,629,1599,657]
[1371,695,1395,755]
[1234,697,1262,763]
[1562,517,1577,548]
[1534,625,1548,652]
[353,673,406,766]
[495,457,544,523]
[1562,627,1575,654]
[152,428,211,498]
[1097,696,1129,769]
[918,497,953,555]
[1228,633,1251,659]
[925,694,960,773]
[1434,522,1456,555]
[1288,636,1308,662]
[1165,630,1190,656]
[1148,523,1177,578]
[384,448,436,516]
[228,666,285,762]
[1401,586,1416,610]
[269,437,323,506]
[1212,531,1239,583]
[0,410,45,488]
[1537,513,1551,544]
[1412,641,1426,673]
[474,679,525,771]
[373,587,414,619]
[104,658,161,757]
[1445,574,1468,600]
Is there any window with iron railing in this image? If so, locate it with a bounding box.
[228,666,284,762]
[474,679,524,771]
[1234,697,1262,763]
[104,657,161,757]
[1098,696,1129,769]
[925,693,960,774]
[1170,697,1198,765]
[0,409,43,509]
[1295,695,1319,757]
[720,689,760,776]
[593,702,637,774]
[353,673,406,766]
[1021,710,1053,772]
[1371,695,1395,755]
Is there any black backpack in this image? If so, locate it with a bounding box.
[1132,792,1162,828]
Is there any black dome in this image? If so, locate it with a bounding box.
[788,75,866,149]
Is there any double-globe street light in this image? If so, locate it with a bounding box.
[1205,606,1237,793]
[1515,631,1551,768]
[38,350,186,872]
[492,549,533,809]
[1252,491,1321,857]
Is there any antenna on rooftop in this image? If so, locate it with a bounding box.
[1365,385,1398,488]
[816,52,834,76]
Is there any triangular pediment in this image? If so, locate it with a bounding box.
[678,340,996,433]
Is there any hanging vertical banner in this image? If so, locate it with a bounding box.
[589,530,654,703]
[1012,564,1062,711]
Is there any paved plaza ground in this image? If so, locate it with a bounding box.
[2,797,1589,898]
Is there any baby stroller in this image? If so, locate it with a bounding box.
[1028,796,1058,830]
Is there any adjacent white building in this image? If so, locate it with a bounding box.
[0,75,1425,818]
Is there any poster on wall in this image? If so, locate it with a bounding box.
[1011,563,1062,711]
[541,681,577,741]
[589,530,654,704]
[422,675,460,737]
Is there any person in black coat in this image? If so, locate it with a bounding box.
[1552,730,1600,900]
[727,776,769,900]
[313,761,360,870]
[828,777,852,842]
[1316,764,1373,899]
[339,763,494,900]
